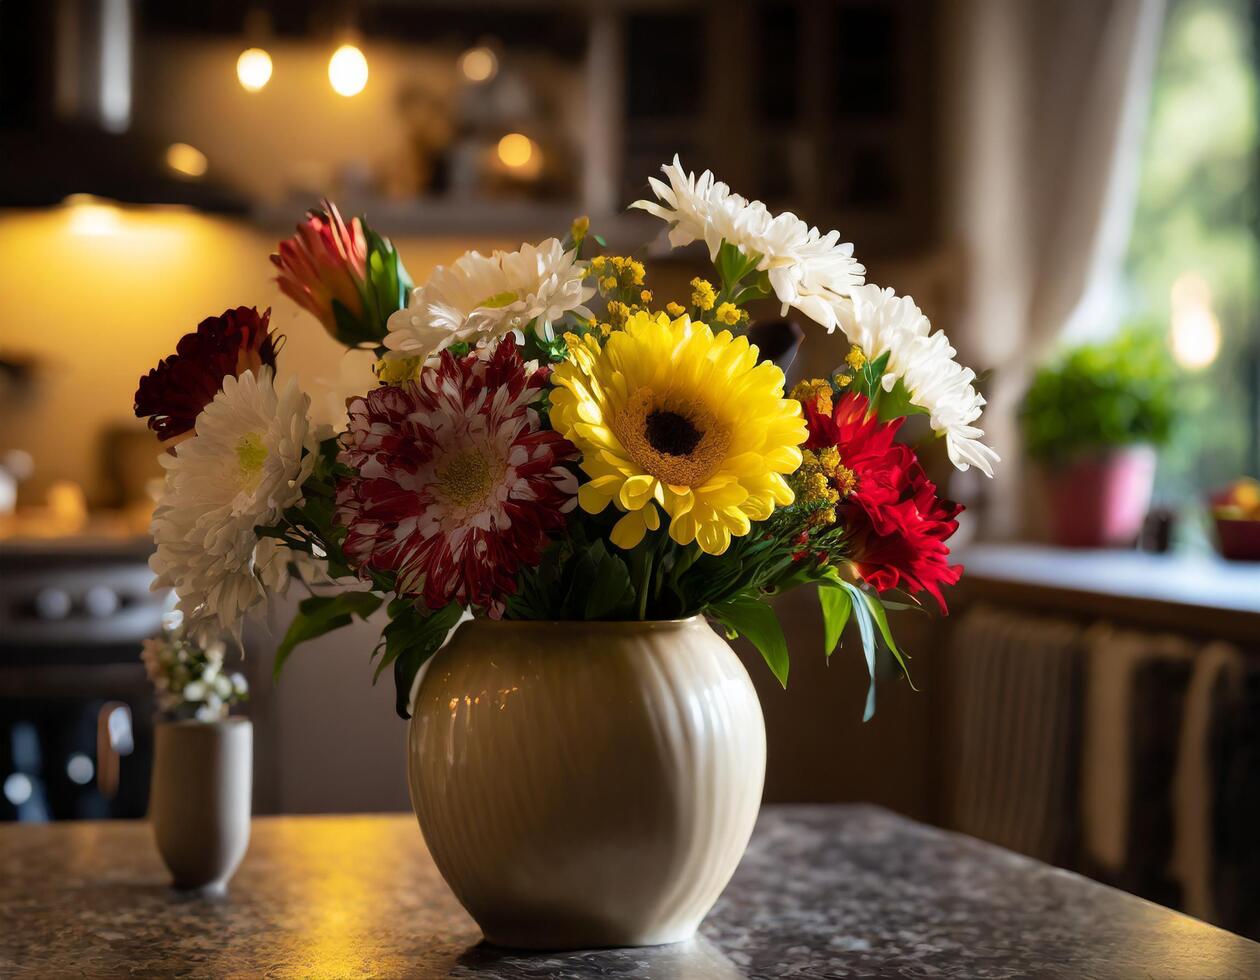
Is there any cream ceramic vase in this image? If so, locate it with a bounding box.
[150,717,252,893]
[407,616,766,950]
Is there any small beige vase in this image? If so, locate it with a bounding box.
[407,616,766,950]
[150,717,252,893]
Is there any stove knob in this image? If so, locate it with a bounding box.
[84,586,120,617]
[33,588,72,620]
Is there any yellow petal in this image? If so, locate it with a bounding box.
[723,452,768,477]
[611,508,650,549]
[701,482,749,509]
[662,486,694,519]
[696,521,732,556]
[578,479,617,514]
[744,494,774,521]
[720,506,752,536]
[668,512,698,546]
[764,445,804,473]
[576,400,604,425]
[618,473,657,511]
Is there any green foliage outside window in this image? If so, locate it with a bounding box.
[1124,0,1259,498]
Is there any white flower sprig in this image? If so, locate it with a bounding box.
[141,626,248,722]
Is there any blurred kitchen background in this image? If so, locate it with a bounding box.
[1,0,1258,940]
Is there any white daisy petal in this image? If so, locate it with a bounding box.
[836,284,999,478]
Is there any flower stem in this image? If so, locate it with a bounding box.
[638,549,654,621]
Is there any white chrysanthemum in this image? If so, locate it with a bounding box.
[631,158,743,248]
[149,367,315,639]
[837,284,999,477]
[384,238,594,361]
[631,156,865,331]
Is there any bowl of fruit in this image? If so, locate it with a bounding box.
[1211,478,1260,561]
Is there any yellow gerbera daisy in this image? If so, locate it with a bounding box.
[551,310,807,554]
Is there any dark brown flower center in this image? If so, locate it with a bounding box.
[645,410,702,457]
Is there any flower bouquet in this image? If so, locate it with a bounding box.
[135,158,995,946]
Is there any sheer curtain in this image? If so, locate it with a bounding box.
[941,0,1167,536]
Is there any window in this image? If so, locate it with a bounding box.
[1124,0,1260,499]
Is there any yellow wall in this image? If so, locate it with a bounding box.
[0,203,515,504]
[134,39,584,204]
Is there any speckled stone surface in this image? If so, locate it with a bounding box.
[2,805,1256,978]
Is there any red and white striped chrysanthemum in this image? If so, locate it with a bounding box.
[335,337,577,615]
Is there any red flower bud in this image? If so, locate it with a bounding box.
[271,200,368,340]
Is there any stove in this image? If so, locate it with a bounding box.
[0,537,166,821]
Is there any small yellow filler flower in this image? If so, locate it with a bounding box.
[715,302,742,327]
[690,277,716,312]
[790,378,834,416]
[375,355,422,385]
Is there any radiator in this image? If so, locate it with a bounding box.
[943,604,1083,865]
[942,604,1257,936]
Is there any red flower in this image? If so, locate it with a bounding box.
[134,306,277,445]
[271,200,368,340]
[802,390,963,613]
[335,337,578,615]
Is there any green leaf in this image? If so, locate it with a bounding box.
[874,379,929,423]
[329,298,375,348]
[858,589,914,686]
[392,602,465,719]
[715,240,763,290]
[273,591,384,680]
[559,538,636,620]
[818,585,852,659]
[364,227,412,332]
[583,542,635,619]
[710,594,789,688]
[729,278,773,305]
[840,581,878,722]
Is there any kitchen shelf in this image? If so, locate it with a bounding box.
[252,196,658,247]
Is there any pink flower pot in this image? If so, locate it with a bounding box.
[1043,446,1156,548]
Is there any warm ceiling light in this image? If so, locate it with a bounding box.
[236,47,273,92]
[497,133,535,169]
[329,44,368,97]
[459,46,498,83]
[1169,272,1221,370]
[165,142,208,179]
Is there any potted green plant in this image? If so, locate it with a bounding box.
[1022,328,1175,547]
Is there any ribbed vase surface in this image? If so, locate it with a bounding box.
[407,616,766,949]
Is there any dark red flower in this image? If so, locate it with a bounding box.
[335,336,578,615]
[134,307,278,444]
[802,390,963,613]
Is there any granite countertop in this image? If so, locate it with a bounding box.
[2,804,1256,979]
